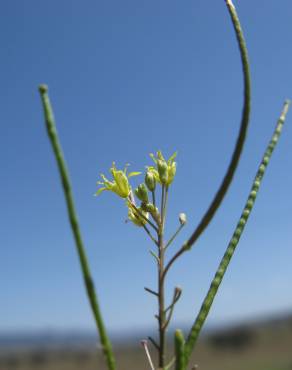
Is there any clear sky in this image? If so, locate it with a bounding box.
[1,1,292,336]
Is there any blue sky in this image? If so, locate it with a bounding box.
[1,0,292,336]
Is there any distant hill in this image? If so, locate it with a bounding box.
[1,311,291,350]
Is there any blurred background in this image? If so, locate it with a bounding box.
[1,0,292,369]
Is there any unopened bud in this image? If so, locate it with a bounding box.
[157,159,168,184]
[141,202,155,213]
[167,161,177,184]
[179,213,187,225]
[174,286,182,301]
[141,203,161,224]
[128,206,148,227]
[145,171,156,192]
[135,183,149,203]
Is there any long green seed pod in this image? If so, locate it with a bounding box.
[186,0,251,249]
[162,0,252,282]
[39,85,116,370]
[183,100,290,367]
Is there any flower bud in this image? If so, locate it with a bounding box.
[141,202,154,213]
[135,183,149,203]
[141,203,161,225]
[145,171,156,192]
[179,213,187,225]
[128,206,148,227]
[149,151,177,186]
[157,159,168,185]
[167,161,177,185]
[174,286,183,305]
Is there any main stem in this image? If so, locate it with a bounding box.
[158,185,168,368]
[158,230,166,368]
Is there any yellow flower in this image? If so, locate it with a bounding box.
[148,151,177,186]
[96,163,140,198]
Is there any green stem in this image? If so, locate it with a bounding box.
[143,225,159,246]
[152,190,156,208]
[186,0,251,249]
[161,185,165,223]
[162,186,169,232]
[158,234,166,367]
[158,185,166,368]
[183,100,290,367]
[39,84,116,370]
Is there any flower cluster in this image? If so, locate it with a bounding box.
[148,151,177,186]
[95,151,177,227]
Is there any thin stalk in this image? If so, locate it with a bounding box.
[162,186,169,231]
[162,0,252,278]
[161,185,165,221]
[164,223,184,251]
[143,225,159,246]
[163,288,182,330]
[145,287,159,297]
[150,249,160,264]
[148,336,160,351]
[183,100,290,368]
[152,190,156,208]
[141,340,155,370]
[39,85,116,370]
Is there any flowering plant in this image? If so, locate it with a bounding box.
[38,1,290,370]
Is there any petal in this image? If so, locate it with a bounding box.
[149,153,157,164]
[168,151,177,164]
[101,174,114,188]
[123,163,130,173]
[157,151,165,161]
[128,171,141,178]
[115,172,130,197]
[95,187,107,196]
[110,163,117,176]
[112,169,123,182]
